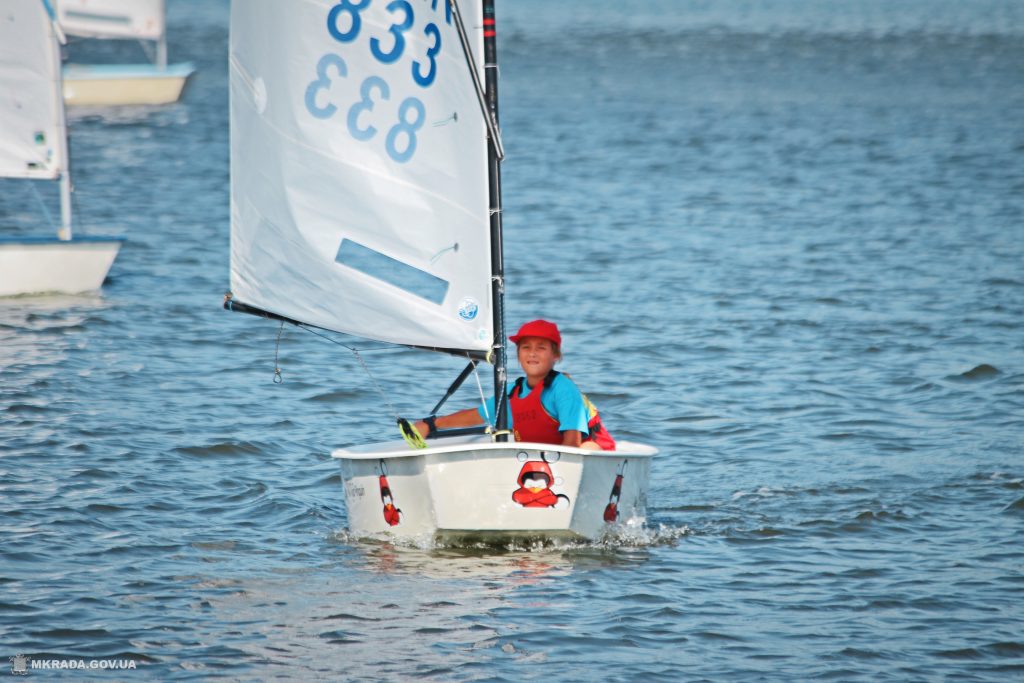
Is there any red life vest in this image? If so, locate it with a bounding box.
[509,376,562,444]
[508,371,616,450]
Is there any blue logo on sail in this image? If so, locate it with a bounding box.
[458,298,479,321]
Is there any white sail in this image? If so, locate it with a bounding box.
[0,0,126,298]
[229,0,493,353]
[54,0,165,41]
[0,0,67,181]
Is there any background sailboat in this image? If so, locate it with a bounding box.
[55,0,195,106]
[0,0,124,297]
[226,0,655,541]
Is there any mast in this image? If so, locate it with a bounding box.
[482,0,508,440]
[156,36,168,69]
[57,42,71,241]
[58,169,72,241]
[156,0,167,69]
[45,0,73,240]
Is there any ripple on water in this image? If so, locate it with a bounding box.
[947,364,1002,382]
[173,441,269,458]
[1004,497,1024,513]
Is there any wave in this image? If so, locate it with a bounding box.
[948,364,1001,381]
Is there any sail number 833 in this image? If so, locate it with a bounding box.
[304,0,445,164]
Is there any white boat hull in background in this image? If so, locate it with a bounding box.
[332,437,657,541]
[63,63,195,106]
[0,237,124,296]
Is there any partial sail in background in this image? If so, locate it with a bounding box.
[55,0,195,106]
[0,0,67,181]
[0,0,124,297]
[54,0,165,41]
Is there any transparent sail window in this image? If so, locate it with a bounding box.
[335,238,449,305]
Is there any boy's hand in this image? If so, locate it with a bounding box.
[397,417,428,449]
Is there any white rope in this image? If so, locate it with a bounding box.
[275,323,401,420]
[273,321,285,383]
[350,347,400,420]
[447,0,505,159]
[472,359,490,423]
[27,183,58,232]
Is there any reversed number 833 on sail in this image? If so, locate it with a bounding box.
[304,0,450,164]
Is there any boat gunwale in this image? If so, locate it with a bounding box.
[0,236,126,245]
[62,62,197,79]
[331,437,658,460]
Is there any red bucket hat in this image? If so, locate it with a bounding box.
[509,319,562,347]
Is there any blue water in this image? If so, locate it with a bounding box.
[3,0,1023,680]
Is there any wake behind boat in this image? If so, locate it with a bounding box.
[225,0,656,541]
[0,0,123,298]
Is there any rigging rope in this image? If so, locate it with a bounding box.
[281,323,401,420]
[273,322,285,383]
[472,359,490,423]
[448,0,505,159]
[270,323,494,434]
[27,183,57,233]
[349,346,400,421]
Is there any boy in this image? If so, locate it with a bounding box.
[412,320,615,450]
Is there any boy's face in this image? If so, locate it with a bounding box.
[516,337,558,382]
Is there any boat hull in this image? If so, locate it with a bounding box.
[62,63,195,106]
[331,437,656,541]
[0,236,124,296]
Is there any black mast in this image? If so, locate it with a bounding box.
[482,0,508,441]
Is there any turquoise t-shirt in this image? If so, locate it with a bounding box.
[477,372,590,433]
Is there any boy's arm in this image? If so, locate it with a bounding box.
[551,375,591,436]
[414,408,484,437]
[560,430,584,447]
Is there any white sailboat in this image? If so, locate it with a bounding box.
[55,0,194,106]
[226,0,656,541]
[0,0,124,298]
